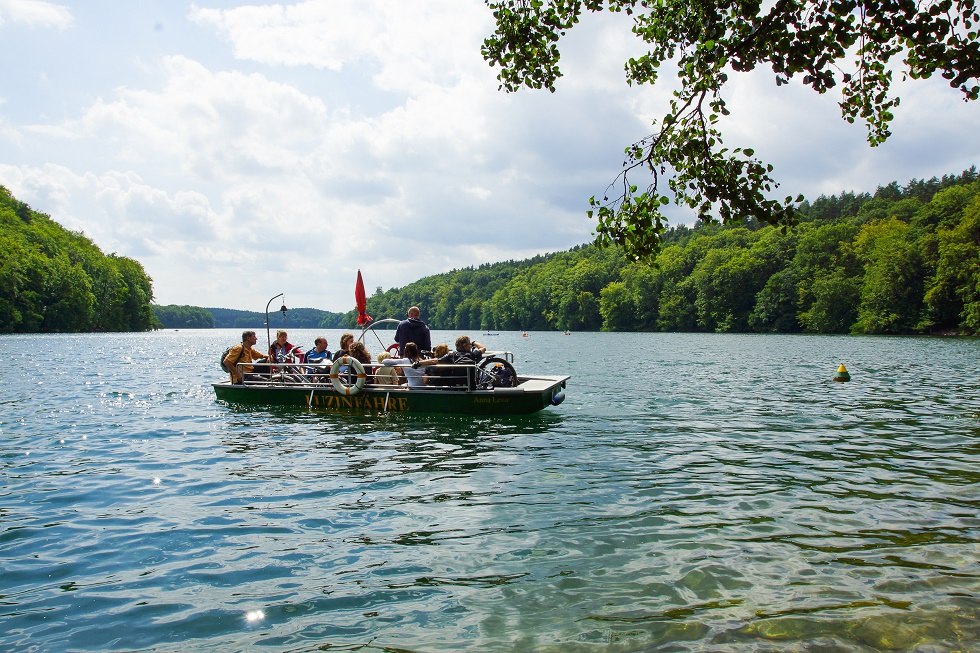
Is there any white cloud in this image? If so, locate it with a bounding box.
[1,2,976,312]
[4,3,636,312]
[189,1,492,90]
[0,163,221,250]
[0,0,71,29]
[719,69,980,199]
[59,56,330,174]
[190,2,373,72]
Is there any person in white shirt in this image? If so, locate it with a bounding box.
[382,342,426,388]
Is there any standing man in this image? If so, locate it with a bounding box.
[224,330,268,384]
[394,306,431,356]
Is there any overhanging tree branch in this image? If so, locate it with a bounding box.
[483,0,979,259]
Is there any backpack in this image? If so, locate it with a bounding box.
[220,344,244,373]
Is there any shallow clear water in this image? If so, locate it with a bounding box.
[1,330,977,652]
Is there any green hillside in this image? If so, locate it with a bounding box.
[0,186,158,333]
[7,168,979,336]
[362,168,979,335]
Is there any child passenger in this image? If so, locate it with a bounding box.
[374,352,401,385]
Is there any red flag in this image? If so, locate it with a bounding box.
[355,270,372,325]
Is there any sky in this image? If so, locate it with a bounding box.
[1,1,977,313]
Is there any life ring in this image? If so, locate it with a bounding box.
[329,356,367,395]
[386,343,400,355]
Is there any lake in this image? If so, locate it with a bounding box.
[1,329,977,651]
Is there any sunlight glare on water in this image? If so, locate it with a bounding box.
[0,330,977,651]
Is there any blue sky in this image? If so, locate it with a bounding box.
[1,1,977,313]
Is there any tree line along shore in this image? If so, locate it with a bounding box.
[3,168,978,336]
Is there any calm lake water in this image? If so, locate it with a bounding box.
[1,330,977,652]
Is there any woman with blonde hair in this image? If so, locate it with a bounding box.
[374,352,401,386]
[269,329,302,372]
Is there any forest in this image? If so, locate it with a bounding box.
[0,186,158,333]
[152,305,348,329]
[3,169,978,336]
[357,169,979,336]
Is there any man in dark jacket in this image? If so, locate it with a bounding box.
[395,306,431,356]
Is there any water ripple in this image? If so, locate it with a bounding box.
[1,331,977,651]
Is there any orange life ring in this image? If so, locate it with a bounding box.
[329,356,366,395]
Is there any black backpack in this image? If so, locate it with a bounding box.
[220,344,244,373]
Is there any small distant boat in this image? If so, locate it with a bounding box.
[521,331,529,337]
[563,330,571,335]
[483,331,499,336]
[214,318,568,415]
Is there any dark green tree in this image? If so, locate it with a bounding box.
[618,261,662,329]
[598,280,637,330]
[653,244,699,331]
[40,254,95,331]
[851,217,923,333]
[911,182,980,231]
[748,269,802,332]
[88,259,127,331]
[0,186,158,333]
[154,305,215,328]
[924,195,980,333]
[113,256,158,331]
[790,220,861,324]
[798,268,861,333]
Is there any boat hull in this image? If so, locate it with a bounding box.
[212,375,569,416]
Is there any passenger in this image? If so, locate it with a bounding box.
[423,343,452,386]
[305,337,333,376]
[328,333,357,383]
[374,352,401,386]
[332,333,354,361]
[383,342,426,388]
[223,330,268,384]
[452,335,486,363]
[269,329,302,370]
[349,341,372,366]
[394,306,432,356]
[415,337,486,388]
[415,342,453,387]
[417,342,449,370]
[339,341,371,385]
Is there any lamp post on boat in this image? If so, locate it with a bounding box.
[265,293,288,352]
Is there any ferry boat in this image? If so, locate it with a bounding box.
[213,318,569,415]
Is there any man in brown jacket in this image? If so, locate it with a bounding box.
[224,330,267,384]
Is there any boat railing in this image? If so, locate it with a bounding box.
[233,357,516,390]
[483,350,513,364]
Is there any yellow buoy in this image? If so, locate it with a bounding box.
[833,364,850,382]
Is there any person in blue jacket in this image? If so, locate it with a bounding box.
[305,336,333,375]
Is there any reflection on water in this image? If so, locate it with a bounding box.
[0,330,977,651]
